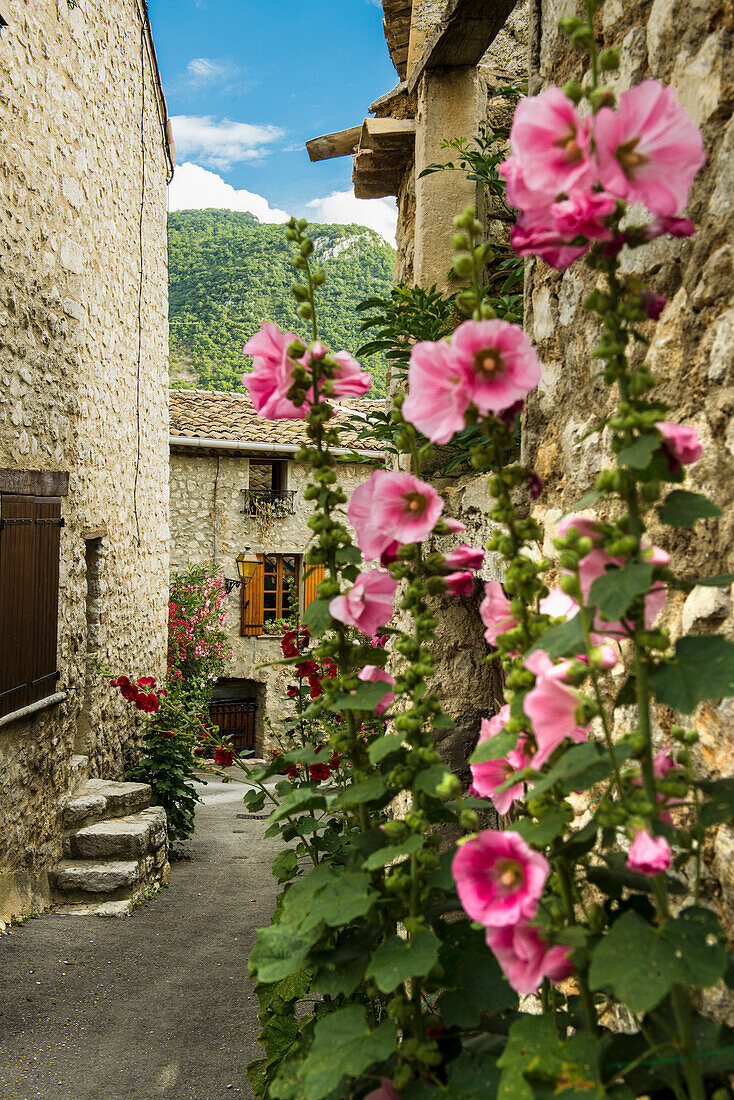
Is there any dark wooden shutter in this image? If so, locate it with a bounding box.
[241,553,264,637]
[303,563,325,611]
[0,495,61,717]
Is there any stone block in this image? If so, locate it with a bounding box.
[707,310,734,384]
[681,585,730,635]
[51,859,140,894]
[63,815,153,860]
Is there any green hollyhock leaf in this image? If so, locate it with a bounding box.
[657,489,722,528]
[589,561,653,621]
[531,742,631,798]
[296,1007,397,1100]
[335,545,363,565]
[366,928,440,993]
[271,849,299,883]
[498,1016,604,1100]
[514,807,574,846]
[698,778,734,828]
[438,949,517,1027]
[368,732,405,764]
[301,598,333,636]
[249,923,317,984]
[650,635,734,713]
[618,434,660,469]
[268,787,329,824]
[362,834,424,871]
[470,727,518,764]
[678,572,734,588]
[333,777,387,808]
[298,872,377,933]
[563,490,602,514]
[432,713,457,729]
[530,613,586,658]
[442,1052,502,1098]
[413,764,454,797]
[664,905,727,988]
[328,680,392,712]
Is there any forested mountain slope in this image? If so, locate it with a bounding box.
[168,210,395,395]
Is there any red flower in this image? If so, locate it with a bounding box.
[323,660,337,679]
[309,763,331,782]
[161,732,174,740]
[194,747,204,757]
[197,730,208,741]
[135,692,160,713]
[286,685,299,699]
[308,677,322,699]
[120,683,139,702]
[110,675,130,688]
[329,751,341,768]
[296,660,319,678]
[283,764,298,779]
[138,676,156,687]
[214,747,235,766]
[281,630,299,658]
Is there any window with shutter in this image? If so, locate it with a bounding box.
[0,484,64,719]
[241,552,264,637]
[303,562,326,611]
[240,553,300,636]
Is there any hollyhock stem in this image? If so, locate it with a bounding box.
[575,590,627,803]
[557,862,598,1035]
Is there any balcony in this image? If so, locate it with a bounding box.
[242,489,296,520]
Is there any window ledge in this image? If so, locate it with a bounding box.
[0,691,66,729]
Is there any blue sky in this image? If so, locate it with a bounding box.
[148,0,399,241]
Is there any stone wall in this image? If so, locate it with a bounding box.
[0,0,170,920]
[169,449,375,752]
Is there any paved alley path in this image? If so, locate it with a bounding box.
[0,774,281,1100]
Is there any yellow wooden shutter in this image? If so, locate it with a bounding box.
[303,563,325,612]
[241,553,264,636]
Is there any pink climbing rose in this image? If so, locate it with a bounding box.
[329,570,397,637]
[480,581,517,647]
[452,829,549,927]
[348,469,444,562]
[627,829,672,875]
[357,665,396,716]
[523,650,589,768]
[655,421,702,468]
[486,923,573,996]
[470,706,530,815]
[504,86,595,202]
[450,320,542,417]
[243,323,309,419]
[402,339,472,444]
[595,80,705,216]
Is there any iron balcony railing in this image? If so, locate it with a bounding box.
[242,489,296,518]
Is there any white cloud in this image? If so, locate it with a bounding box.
[305,190,397,246]
[186,58,233,85]
[170,115,284,171]
[168,162,291,223]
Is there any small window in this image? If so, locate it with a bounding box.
[0,470,68,718]
[241,552,302,636]
[249,461,284,492]
[243,461,295,519]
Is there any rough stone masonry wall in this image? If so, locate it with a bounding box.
[518,0,734,988]
[0,0,170,919]
[169,451,374,752]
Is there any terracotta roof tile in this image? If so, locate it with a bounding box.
[169,389,385,455]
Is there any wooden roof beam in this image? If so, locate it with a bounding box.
[407,0,518,93]
[306,125,362,163]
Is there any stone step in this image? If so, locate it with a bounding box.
[63,807,167,860]
[50,859,141,897]
[52,899,135,918]
[62,780,151,829]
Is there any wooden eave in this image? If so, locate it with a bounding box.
[306,125,362,163]
[406,0,518,93]
[382,0,412,79]
[352,118,415,199]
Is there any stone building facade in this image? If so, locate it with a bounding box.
[0,1,173,920]
[169,390,381,754]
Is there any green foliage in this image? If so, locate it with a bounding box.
[657,489,723,527]
[650,635,734,713]
[168,210,395,395]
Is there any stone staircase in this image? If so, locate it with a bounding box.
[49,757,170,917]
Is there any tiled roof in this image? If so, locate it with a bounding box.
[169,389,386,455]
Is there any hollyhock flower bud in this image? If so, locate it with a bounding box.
[627,829,671,875]
[214,747,235,767]
[595,80,705,216]
[640,289,667,320]
[449,320,542,417]
[329,570,398,637]
[523,650,589,767]
[505,87,596,200]
[348,470,444,561]
[403,339,472,444]
[480,581,517,646]
[470,706,531,815]
[243,323,310,419]
[357,665,396,715]
[486,922,573,996]
[655,421,702,469]
[444,544,485,570]
[443,517,467,534]
[452,829,550,927]
[556,514,605,542]
[445,571,475,596]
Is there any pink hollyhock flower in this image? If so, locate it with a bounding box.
[470,706,530,815]
[506,87,596,201]
[627,829,671,875]
[444,544,485,570]
[443,518,467,534]
[480,581,517,646]
[644,215,696,240]
[365,1081,402,1100]
[329,570,398,637]
[357,665,396,715]
[556,514,605,542]
[486,922,573,996]
[348,470,444,561]
[403,339,472,444]
[446,571,475,596]
[450,320,542,416]
[539,587,579,621]
[499,155,555,211]
[243,323,309,419]
[595,80,705,216]
[380,540,401,568]
[577,547,667,632]
[641,289,667,320]
[523,650,589,768]
[511,191,617,270]
[452,829,549,927]
[329,350,372,398]
[655,421,702,470]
